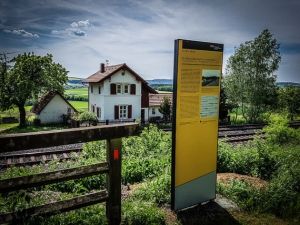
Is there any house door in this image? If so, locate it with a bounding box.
[141,109,145,123]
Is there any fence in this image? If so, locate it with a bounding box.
[0,123,139,224]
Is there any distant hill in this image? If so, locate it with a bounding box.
[67,77,300,88]
[277,82,300,87]
[66,77,87,89]
[146,79,173,85]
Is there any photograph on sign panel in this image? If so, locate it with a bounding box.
[202,70,220,86]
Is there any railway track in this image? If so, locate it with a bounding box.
[1,122,300,168]
[0,147,82,170]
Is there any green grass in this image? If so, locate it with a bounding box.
[1,122,300,224]
[0,123,18,131]
[69,101,88,110]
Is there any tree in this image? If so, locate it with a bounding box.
[159,96,172,121]
[219,76,234,123]
[224,29,281,123]
[278,85,300,121]
[0,52,68,127]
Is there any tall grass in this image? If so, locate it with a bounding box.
[217,118,300,222]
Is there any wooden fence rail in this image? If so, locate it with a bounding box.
[0,123,139,225]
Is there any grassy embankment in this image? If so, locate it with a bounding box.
[0,120,299,224]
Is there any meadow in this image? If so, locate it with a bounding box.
[65,88,88,101]
[0,119,299,224]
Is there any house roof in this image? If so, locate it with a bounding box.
[30,91,77,115]
[83,63,157,94]
[149,93,173,107]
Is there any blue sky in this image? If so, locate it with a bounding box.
[1,0,300,83]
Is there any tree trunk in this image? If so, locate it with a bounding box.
[18,104,26,127]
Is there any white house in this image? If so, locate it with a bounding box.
[30,91,77,124]
[149,93,173,121]
[83,63,157,122]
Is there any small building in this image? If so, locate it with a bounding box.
[30,91,77,124]
[149,93,173,121]
[83,63,157,122]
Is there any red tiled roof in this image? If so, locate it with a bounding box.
[30,91,77,115]
[149,93,173,106]
[83,63,157,94]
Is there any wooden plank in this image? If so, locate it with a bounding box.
[63,153,68,158]
[53,154,57,160]
[0,191,109,224]
[106,138,122,225]
[42,155,47,161]
[31,156,35,162]
[0,123,139,153]
[0,162,109,192]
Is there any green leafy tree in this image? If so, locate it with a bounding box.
[278,85,300,121]
[224,29,281,123]
[159,96,172,121]
[219,76,234,123]
[0,52,68,127]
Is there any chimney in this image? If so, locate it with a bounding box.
[100,63,105,73]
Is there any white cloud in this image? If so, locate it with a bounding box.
[71,19,90,28]
[4,29,39,38]
[53,19,90,37]
[51,28,86,36]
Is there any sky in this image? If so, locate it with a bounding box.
[1,0,300,83]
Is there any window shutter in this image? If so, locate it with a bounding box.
[128,105,132,119]
[111,83,116,95]
[114,105,119,119]
[97,107,100,118]
[130,84,136,95]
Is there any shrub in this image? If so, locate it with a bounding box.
[260,116,300,145]
[77,111,98,126]
[33,118,41,126]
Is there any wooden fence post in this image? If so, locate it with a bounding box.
[106,138,122,225]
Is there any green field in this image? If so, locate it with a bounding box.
[65,88,88,95]
[69,101,88,110]
[65,88,88,101]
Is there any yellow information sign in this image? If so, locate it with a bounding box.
[171,39,223,211]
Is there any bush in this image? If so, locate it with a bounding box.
[77,111,98,126]
[33,118,41,126]
[260,117,300,145]
[0,115,2,124]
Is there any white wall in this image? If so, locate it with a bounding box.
[149,106,163,119]
[37,95,74,124]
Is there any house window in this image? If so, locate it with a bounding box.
[91,104,95,113]
[124,84,129,94]
[115,105,132,119]
[117,84,122,94]
[97,107,101,118]
[152,108,155,115]
[91,85,93,93]
[119,105,127,119]
[98,86,101,94]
